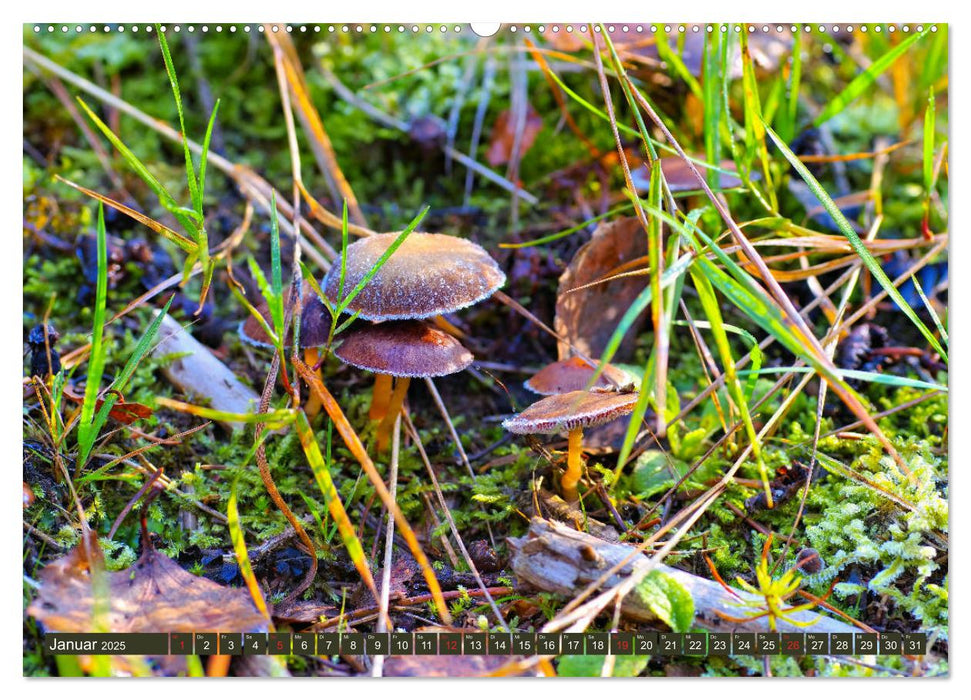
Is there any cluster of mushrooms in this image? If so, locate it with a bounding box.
[241,229,639,503]
[242,231,504,452]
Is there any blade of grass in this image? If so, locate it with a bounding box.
[76,205,109,470]
[156,24,201,215]
[764,120,946,360]
[335,205,429,316]
[813,25,932,127]
[85,296,175,460]
[268,194,285,338]
[689,264,771,505]
[293,410,381,609]
[54,176,195,253]
[639,199,910,474]
[293,358,453,625]
[228,480,272,621]
[76,98,189,229]
[655,29,703,100]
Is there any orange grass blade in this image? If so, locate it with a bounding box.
[294,358,453,625]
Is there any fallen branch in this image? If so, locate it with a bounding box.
[509,518,858,634]
[153,313,259,431]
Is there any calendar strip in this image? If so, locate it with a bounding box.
[42,632,929,657]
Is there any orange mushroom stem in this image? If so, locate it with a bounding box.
[376,377,411,453]
[369,373,394,421]
[562,426,585,502]
[303,347,323,418]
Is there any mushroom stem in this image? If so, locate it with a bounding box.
[369,373,393,421]
[431,314,465,339]
[376,377,411,453]
[562,426,584,502]
[303,348,322,418]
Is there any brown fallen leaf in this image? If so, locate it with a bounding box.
[27,532,269,634]
[62,385,153,425]
[645,156,745,193]
[486,105,543,167]
[554,217,649,362]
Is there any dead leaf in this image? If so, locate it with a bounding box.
[486,105,543,167]
[27,534,269,634]
[555,217,649,362]
[632,157,744,193]
[62,385,153,425]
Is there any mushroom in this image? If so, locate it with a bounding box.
[334,320,474,452]
[239,285,331,415]
[238,284,330,353]
[502,390,638,502]
[321,231,504,422]
[322,232,506,321]
[525,356,634,396]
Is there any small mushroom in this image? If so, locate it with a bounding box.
[502,390,638,502]
[525,356,634,396]
[334,320,473,451]
[238,285,330,352]
[321,232,506,322]
[238,286,331,416]
[320,231,503,421]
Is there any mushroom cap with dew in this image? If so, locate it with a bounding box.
[334,320,473,378]
[502,390,639,435]
[322,232,506,321]
[239,285,330,350]
[525,356,634,396]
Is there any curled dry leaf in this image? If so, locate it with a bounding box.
[555,216,649,362]
[486,104,543,168]
[27,532,269,634]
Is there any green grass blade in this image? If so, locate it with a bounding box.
[689,264,768,500]
[737,366,946,393]
[703,30,722,189]
[87,297,175,448]
[763,120,946,360]
[335,205,429,315]
[268,194,285,339]
[813,25,932,127]
[923,87,936,195]
[785,30,803,142]
[228,479,271,620]
[655,29,703,100]
[76,205,109,469]
[77,98,185,224]
[156,24,201,214]
[337,200,349,302]
[590,245,695,385]
[197,100,221,212]
[501,203,633,249]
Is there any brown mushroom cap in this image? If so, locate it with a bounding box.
[334,320,473,378]
[525,356,634,395]
[321,232,506,321]
[239,285,330,349]
[502,390,638,435]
